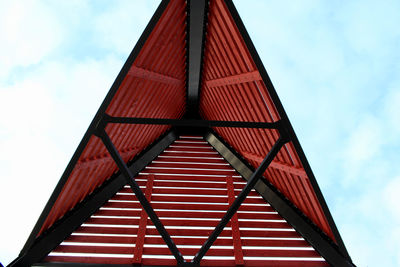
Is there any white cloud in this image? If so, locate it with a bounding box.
[0,0,63,80]
[384,176,400,221]
[383,177,400,265]
[0,57,121,265]
[93,0,159,55]
[0,0,152,263]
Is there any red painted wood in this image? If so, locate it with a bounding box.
[226,175,244,265]
[205,70,261,88]
[128,66,184,87]
[132,174,154,264]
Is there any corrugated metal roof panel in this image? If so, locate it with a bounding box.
[199,0,334,241]
[38,0,187,236]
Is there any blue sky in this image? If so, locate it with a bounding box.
[0,0,399,266]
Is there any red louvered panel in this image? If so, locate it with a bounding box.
[38,0,187,236]
[199,0,334,240]
[43,136,327,266]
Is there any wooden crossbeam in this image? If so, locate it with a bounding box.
[205,70,261,88]
[242,150,308,178]
[128,65,183,87]
[75,147,139,171]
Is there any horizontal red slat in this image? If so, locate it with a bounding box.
[65,235,136,244]
[149,162,233,170]
[169,143,214,148]
[44,256,328,267]
[150,188,258,197]
[137,174,243,183]
[75,226,230,239]
[145,167,236,175]
[243,249,320,258]
[104,200,274,212]
[161,151,220,158]
[53,245,133,254]
[156,156,226,163]
[96,208,280,220]
[86,217,290,229]
[143,247,234,257]
[164,147,216,153]
[241,239,309,247]
[44,256,132,265]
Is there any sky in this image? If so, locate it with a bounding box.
[0,0,399,266]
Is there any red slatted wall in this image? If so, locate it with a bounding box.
[38,0,187,236]
[43,136,328,266]
[199,0,335,241]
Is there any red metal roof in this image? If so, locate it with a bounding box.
[14,0,353,266]
[199,0,334,241]
[38,0,187,236]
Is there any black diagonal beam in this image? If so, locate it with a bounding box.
[106,115,279,129]
[186,0,207,118]
[192,137,286,264]
[97,129,184,264]
[205,131,355,267]
[8,130,177,267]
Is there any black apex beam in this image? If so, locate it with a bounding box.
[105,115,279,129]
[187,0,207,117]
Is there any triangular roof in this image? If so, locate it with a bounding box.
[10,0,354,266]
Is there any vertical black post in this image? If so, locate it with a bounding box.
[97,129,184,264]
[192,137,286,264]
[186,0,207,118]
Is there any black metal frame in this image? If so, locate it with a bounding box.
[92,116,295,266]
[186,0,208,118]
[105,115,279,129]
[93,114,291,265]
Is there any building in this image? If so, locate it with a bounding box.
[10,0,354,266]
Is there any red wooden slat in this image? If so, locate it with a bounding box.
[103,201,274,212]
[143,247,234,257]
[150,162,233,170]
[133,174,154,264]
[53,245,133,254]
[96,209,280,220]
[44,256,132,265]
[226,175,244,265]
[243,249,321,258]
[65,235,136,244]
[156,156,226,164]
